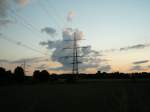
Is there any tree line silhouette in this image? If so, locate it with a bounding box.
[0,66,150,85]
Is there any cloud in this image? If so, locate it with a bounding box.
[0,59,9,63]
[0,0,30,18]
[40,27,111,73]
[130,65,144,71]
[130,65,150,71]
[0,0,30,26]
[11,57,47,64]
[0,0,9,18]
[0,19,12,26]
[133,60,149,65]
[41,27,57,37]
[120,43,150,51]
[36,64,47,70]
[15,0,30,6]
[129,59,150,72]
[98,65,111,72]
[0,0,11,26]
[67,11,75,22]
[100,43,150,53]
[147,65,150,68]
[130,60,150,71]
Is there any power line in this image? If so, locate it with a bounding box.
[45,0,66,25]
[0,35,47,56]
[9,8,48,41]
[9,12,35,33]
[0,4,33,33]
[0,7,51,56]
[1,2,62,42]
[6,11,51,56]
[0,6,49,58]
[62,32,87,79]
[38,0,62,30]
[10,9,37,31]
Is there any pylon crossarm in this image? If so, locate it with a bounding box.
[63,39,85,41]
[63,46,89,50]
[70,62,82,64]
[60,55,84,59]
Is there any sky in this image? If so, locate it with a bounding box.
[0,0,150,75]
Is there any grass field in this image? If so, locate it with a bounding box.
[0,80,150,112]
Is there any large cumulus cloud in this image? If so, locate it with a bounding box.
[40,27,111,73]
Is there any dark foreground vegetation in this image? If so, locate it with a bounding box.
[0,66,150,85]
[1,67,150,112]
[0,79,150,112]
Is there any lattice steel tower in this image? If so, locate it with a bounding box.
[72,32,79,75]
[63,31,85,77]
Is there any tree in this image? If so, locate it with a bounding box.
[39,70,49,82]
[0,67,6,83]
[14,66,25,83]
[33,70,40,82]
[6,70,14,83]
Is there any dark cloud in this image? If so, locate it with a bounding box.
[120,44,150,51]
[0,0,30,17]
[0,59,9,63]
[36,64,47,70]
[40,27,110,72]
[41,27,57,37]
[0,0,10,26]
[12,57,47,64]
[98,65,111,72]
[40,40,62,50]
[130,65,144,71]
[133,60,149,65]
[130,60,150,71]
[0,0,9,18]
[100,43,150,53]
[0,19,12,26]
[0,0,30,26]
[147,65,150,68]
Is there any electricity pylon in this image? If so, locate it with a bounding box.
[72,32,80,75]
[20,60,29,75]
[62,32,87,79]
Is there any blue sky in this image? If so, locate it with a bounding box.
[0,0,150,73]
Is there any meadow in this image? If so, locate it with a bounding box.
[0,80,150,112]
